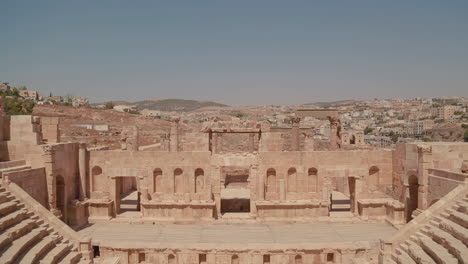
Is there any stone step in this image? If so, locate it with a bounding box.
[405,239,436,264]
[456,200,468,214]
[437,218,468,246]
[0,227,48,264]
[39,243,73,264]
[395,247,416,264]
[59,250,83,264]
[0,160,26,169]
[16,234,61,263]
[446,210,468,229]
[0,209,30,231]
[0,192,14,203]
[0,200,21,216]
[457,201,468,209]
[416,234,458,264]
[426,226,468,264]
[0,219,37,249]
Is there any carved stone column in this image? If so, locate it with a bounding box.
[291,117,301,151]
[78,143,87,201]
[249,133,255,152]
[170,117,180,152]
[250,164,258,217]
[42,145,61,216]
[257,166,265,201]
[279,179,286,201]
[328,116,342,150]
[417,145,433,210]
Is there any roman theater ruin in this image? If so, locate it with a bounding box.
[0,109,467,264]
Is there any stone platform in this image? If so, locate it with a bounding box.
[78,222,397,249]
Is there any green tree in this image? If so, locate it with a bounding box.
[364,127,373,135]
[3,97,35,115]
[105,101,115,109]
[464,130,468,142]
[11,87,19,96]
[422,137,432,142]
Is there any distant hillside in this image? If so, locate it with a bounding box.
[134,99,228,111]
[304,100,358,107]
[93,99,227,111]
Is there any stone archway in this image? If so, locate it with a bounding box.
[407,174,419,222]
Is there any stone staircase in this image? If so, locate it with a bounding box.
[385,190,468,264]
[0,184,90,264]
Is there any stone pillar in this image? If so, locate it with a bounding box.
[170,117,180,152]
[249,133,255,152]
[121,126,139,151]
[131,126,139,151]
[205,183,212,201]
[141,187,150,201]
[210,165,221,218]
[279,179,286,201]
[212,133,219,154]
[257,167,265,201]
[328,116,342,150]
[417,145,433,210]
[291,117,301,151]
[110,177,118,217]
[42,145,60,216]
[78,143,87,201]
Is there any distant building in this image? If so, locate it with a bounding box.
[114,104,137,113]
[0,83,11,92]
[340,130,364,145]
[72,96,89,107]
[364,135,393,147]
[19,90,39,100]
[141,109,161,117]
[410,120,434,135]
[46,96,64,103]
[432,105,456,120]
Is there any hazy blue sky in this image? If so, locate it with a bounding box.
[1,1,467,105]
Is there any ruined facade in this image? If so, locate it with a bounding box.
[0,111,467,264]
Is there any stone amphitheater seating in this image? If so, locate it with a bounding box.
[385,187,468,264]
[0,181,90,264]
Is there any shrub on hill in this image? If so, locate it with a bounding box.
[3,96,35,115]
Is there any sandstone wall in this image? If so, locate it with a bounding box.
[3,167,47,206]
[427,168,467,205]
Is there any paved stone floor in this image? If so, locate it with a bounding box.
[79,222,396,248]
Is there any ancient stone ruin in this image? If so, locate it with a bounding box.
[0,111,467,264]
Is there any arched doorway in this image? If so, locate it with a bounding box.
[174,168,184,193]
[92,166,104,192]
[168,254,176,264]
[287,167,297,192]
[308,168,318,192]
[350,135,356,144]
[266,169,276,199]
[407,174,419,222]
[368,166,380,191]
[153,168,163,193]
[195,168,204,193]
